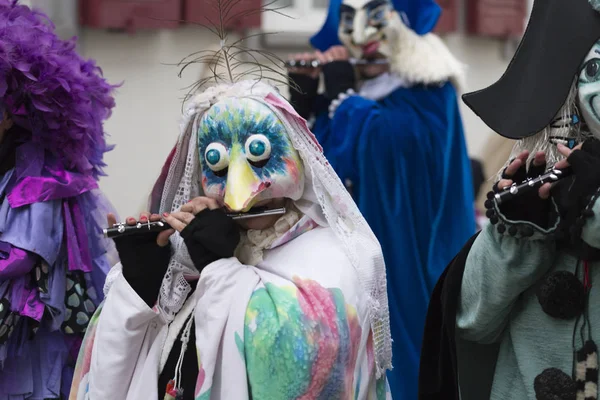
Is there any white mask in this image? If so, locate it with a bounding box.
[338,0,402,60]
[578,39,600,139]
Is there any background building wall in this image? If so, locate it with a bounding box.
[76,27,512,215]
[22,0,526,216]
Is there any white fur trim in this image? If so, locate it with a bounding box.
[388,13,465,90]
[588,352,599,369]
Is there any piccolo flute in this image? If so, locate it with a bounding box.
[494,168,572,205]
[285,58,389,69]
[103,207,287,239]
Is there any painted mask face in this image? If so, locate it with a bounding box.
[338,0,400,60]
[578,39,600,140]
[198,98,305,212]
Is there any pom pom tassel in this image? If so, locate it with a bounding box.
[534,368,577,400]
[536,271,585,320]
[163,380,184,400]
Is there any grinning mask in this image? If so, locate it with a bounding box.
[338,0,399,60]
[312,0,464,85]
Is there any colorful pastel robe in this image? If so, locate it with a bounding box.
[70,218,391,400]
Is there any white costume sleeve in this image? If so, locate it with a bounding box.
[87,273,161,399]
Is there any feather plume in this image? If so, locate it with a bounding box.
[160,0,298,104]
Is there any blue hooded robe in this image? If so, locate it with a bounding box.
[310,1,476,398]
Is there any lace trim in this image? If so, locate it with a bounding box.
[159,291,197,374]
[235,207,300,266]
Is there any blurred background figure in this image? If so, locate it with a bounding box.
[287,0,475,397]
[25,0,528,219]
[20,0,530,398]
[0,2,118,399]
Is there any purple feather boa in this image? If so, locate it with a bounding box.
[0,0,118,179]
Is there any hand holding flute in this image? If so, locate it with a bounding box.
[287,46,353,77]
[106,212,174,244]
[487,143,589,230]
[108,197,241,306]
[104,206,287,239]
[496,151,555,203]
[485,151,556,230]
[287,51,327,79]
[105,197,225,244]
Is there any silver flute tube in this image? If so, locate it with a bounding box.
[285,58,388,69]
[103,207,287,239]
[494,168,571,205]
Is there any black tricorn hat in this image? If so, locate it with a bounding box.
[462,0,600,139]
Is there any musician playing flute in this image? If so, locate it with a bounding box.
[419,1,600,399]
[69,77,394,398]
[287,0,475,397]
[0,1,118,398]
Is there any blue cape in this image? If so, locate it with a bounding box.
[311,0,442,52]
[312,83,476,399]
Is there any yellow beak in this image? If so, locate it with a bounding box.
[224,143,262,212]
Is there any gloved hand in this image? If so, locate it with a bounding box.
[321,46,356,100]
[551,138,600,237]
[109,212,173,307]
[163,197,240,273]
[288,72,320,120]
[180,209,239,272]
[287,51,324,120]
[485,151,554,232]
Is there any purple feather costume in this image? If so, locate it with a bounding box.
[0,1,118,398]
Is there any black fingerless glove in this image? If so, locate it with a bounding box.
[485,159,555,234]
[114,233,171,307]
[288,73,319,120]
[180,209,240,273]
[552,138,600,239]
[322,61,356,100]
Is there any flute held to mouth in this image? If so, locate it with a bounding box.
[284,57,388,69]
[103,207,287,239]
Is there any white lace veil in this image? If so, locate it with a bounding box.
[147,80,392,377]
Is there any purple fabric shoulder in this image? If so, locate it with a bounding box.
[0,168,117,399]
[0,169,62,265]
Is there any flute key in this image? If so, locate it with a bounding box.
[103,221,171,239]
[494,168,572,205]
[285,58,389,69]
